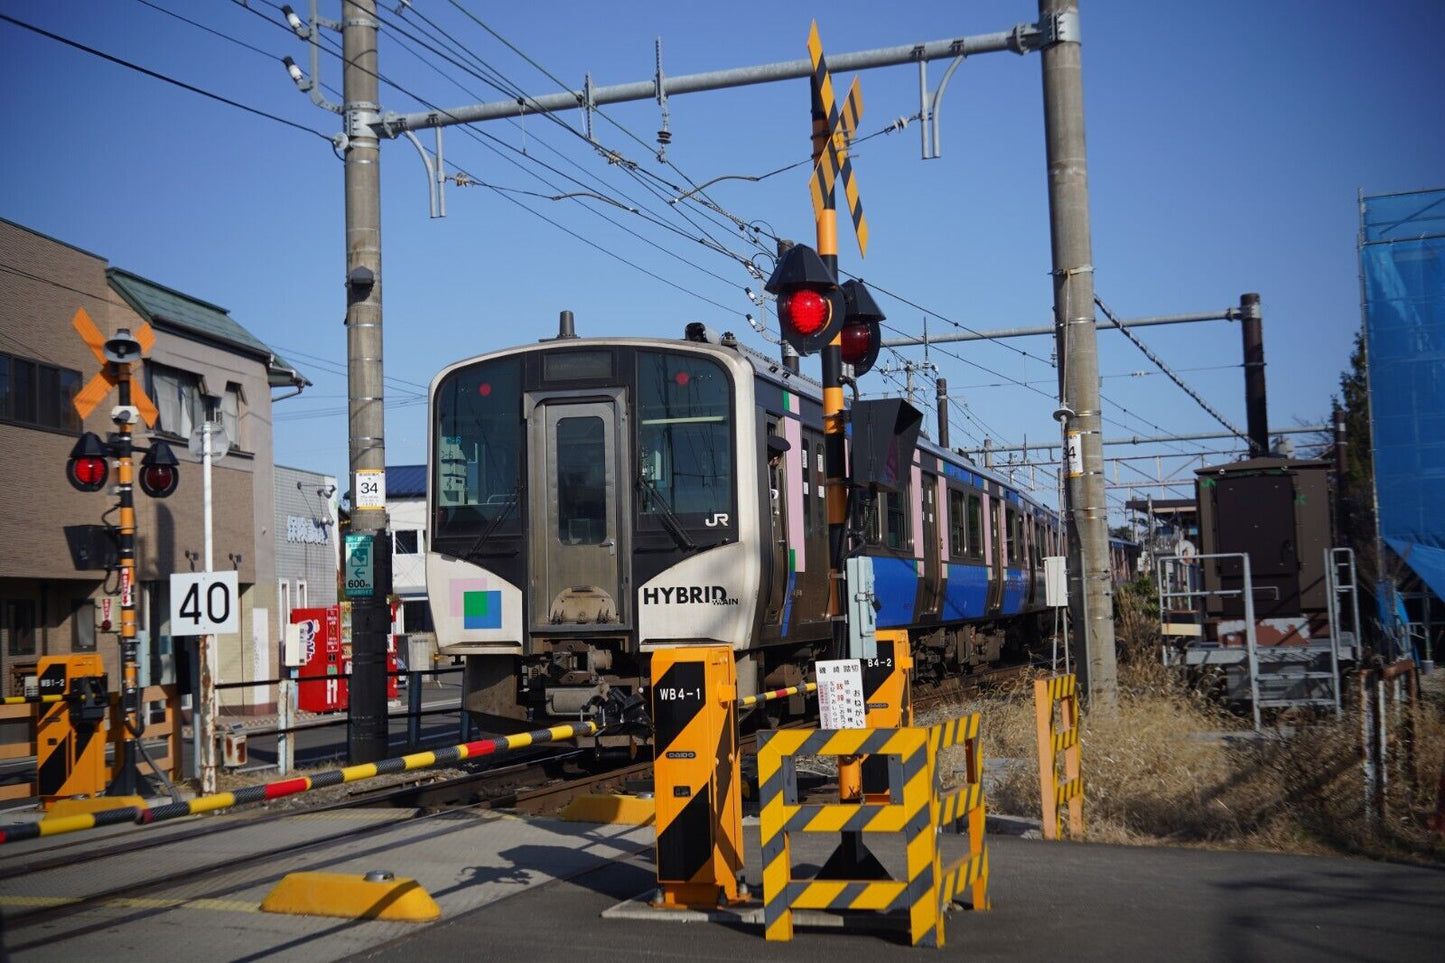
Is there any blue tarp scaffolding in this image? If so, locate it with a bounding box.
[1360,188,1445,601]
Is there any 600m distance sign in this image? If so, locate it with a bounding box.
[169,571,239,635]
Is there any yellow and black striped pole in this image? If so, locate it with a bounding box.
[808,21,878,878]
[110,357,143,796]
[0,720,597,845]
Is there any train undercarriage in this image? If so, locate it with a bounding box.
[457,615,1046,742]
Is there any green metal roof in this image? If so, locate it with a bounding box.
[106,268,309,389]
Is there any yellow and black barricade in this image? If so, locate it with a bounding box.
[928,713,990,915]
[1034,674,1084,840]
[650,645,744,908]
[758,713,989,947]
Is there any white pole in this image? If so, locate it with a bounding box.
[200,420,218,794]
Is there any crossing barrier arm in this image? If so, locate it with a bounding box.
[0,721,597,845]
[736,681,816,709]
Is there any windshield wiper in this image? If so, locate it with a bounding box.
[637,476,697,551]
[462,493,517,560]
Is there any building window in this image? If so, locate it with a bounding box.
[73,600,97,652]
[402,600,432,634]
[148,363,205,438]
[5,600,37,657]
[0,353,82,432]
[220,383,243,450]
[393,530,421,555]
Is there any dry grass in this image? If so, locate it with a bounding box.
[935,655,1445,862]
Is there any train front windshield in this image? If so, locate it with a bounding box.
[433,357,524,549]
[431,347,737,561]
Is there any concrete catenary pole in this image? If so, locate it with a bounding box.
[1240,293,1268,456]
[343,0,391,763]
[1038,0,1117,704]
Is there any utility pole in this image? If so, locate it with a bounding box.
[1038,0,1117,704]
[342,0,391,763]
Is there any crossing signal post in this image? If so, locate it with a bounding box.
[67,312,176,796]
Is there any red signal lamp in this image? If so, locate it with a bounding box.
[779,288,832,337]
[139,442,180,498]
[839,278,885,377]
[66,432,110,492]
[763,243,844,356]
[840,321,873,364]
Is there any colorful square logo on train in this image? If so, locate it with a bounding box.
[463,590,502,629]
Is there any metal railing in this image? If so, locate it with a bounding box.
[1157,552,1262,730]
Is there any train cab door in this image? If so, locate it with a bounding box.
[919,473,943,618]
[986,496,1005,616]
[526,390,630,629]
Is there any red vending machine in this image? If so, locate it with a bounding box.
[339,602,400,701]
[292,606,348,712]
[291,605,398,711]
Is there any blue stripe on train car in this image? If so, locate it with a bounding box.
[781,571,796,634]
[872,555,920,627]
[943,561,989,621]
[1001,568,1028,614]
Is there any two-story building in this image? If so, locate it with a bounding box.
[0,218,308,714]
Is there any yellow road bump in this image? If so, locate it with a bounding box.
[260,871,440,922]
[44,796,147,820]
[560,793,655,826]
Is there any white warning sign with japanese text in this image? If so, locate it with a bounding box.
[815,659,867,729]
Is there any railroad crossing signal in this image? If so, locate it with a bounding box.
[71,308,158,426]
[808,21,869,258]
[765,242,845,356]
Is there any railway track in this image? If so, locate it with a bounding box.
[1,661,1035,936]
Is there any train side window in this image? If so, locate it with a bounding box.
[948,488,966,557]
[966,493,983,560]
[883,477,912,550]
[1007,509,1023,566]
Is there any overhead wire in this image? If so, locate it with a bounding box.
[210,4,1213,499]
[0,12,332,142]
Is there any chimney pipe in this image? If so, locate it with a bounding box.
[1240,293,1268,456]
[557,310,577,339]
[936,378,949,449]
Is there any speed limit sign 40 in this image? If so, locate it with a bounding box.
[169,572,239,635]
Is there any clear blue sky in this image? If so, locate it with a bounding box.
[2,0,1440,517]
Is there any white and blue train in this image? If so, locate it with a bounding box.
[425,320,1063,733]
